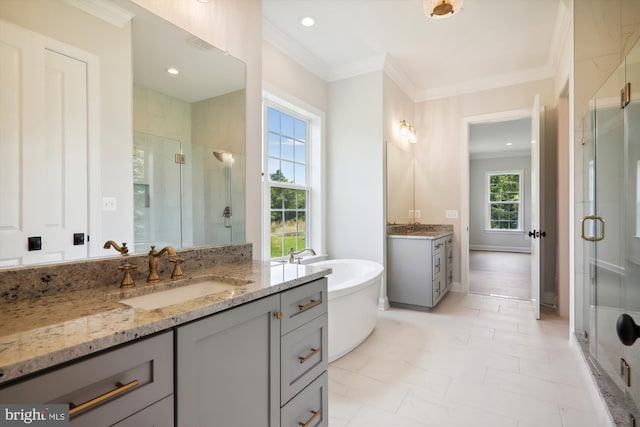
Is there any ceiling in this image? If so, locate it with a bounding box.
[469,118,531,157]
[262,0,570,101]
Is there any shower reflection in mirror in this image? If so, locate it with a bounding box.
[133,132,243,253]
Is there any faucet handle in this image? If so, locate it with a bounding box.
[118,263,137,288]
[169,257,184,279]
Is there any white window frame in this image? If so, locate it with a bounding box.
[262,91,324,261]
[485,170,524,232]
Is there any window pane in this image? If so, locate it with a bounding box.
[267,107,280,133]
[270,235,284,258]
[297,211,306,231]
[271,187,283,209]
[281,137,294,161]
[281,161,294,183]
[294,140,306,163]
[268,158,281,181]
[270,211,283,232]
[283,189,297,209]
[268,132,280,157]
[296,232,306,249]
[295,164,306,185]
[294,118,306,142]
[296,190,307,209]
[281,114,294,138]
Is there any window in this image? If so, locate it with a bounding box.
[487,171,522,230]
[266,106,310,258]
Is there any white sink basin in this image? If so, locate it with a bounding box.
[119,279,240,310]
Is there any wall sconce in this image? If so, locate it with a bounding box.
[400,120,417,144]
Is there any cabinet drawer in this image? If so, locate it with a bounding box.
[0,332,173,427]
[281,278,328,335]
[281,313,328,405]
[281,371,328,427]
[112,394,173,427]
[432,251,445,279]
[433,276,445,304]
[433,238,446,255]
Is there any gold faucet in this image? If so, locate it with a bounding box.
[103,240,129,255]
[147,245,177,282]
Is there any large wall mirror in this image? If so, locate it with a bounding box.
[0,0,246,268]
[386,141,415,225]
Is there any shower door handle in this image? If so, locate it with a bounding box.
[617,314,640,346]
[581,215,605,241]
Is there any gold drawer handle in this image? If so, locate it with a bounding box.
[299,409,321,427]
[299,347,321,364]
[69,379,139,416]
[298,299,321,311]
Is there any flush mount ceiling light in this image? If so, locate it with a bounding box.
[423,0,463,19]
[166,67,180,75]
[300,16,315,27]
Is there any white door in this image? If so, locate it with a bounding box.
[0,21,88,266]
[530,94,541,319]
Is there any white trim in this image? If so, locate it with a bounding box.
[470,149,530,160]
[261,89,325,261]
[63,0,134,28]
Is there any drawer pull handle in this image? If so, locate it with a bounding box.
[299,409,321,427]
[299,347,321,364]
[298,299,321,311]
[69,379,139,416]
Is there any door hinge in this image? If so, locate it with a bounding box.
[621,82,631,109]
[175,153,185,164]
[622,358,632,387]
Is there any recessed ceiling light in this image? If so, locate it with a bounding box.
[300,16,315,27]
[505,142,513,146]
[167,67,180,75]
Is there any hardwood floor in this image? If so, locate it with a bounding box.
[469,250,531,300]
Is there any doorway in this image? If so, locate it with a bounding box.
[466,115,533,300]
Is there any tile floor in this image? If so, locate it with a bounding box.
[469,251,531,300]
[328,292,603,427]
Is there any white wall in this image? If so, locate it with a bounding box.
[327,72,384,264]
[469,155,532,252]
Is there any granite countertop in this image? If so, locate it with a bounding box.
[387,223,453,240]
[0,260,331,385]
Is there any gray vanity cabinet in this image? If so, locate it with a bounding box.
[387,235,452,309]
[0,331,174,427]
[176,294,281,427]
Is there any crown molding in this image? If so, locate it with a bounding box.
[470,149,531,160]
[63,0,134,28]
[383,55,420,102]
[262,18,330,81]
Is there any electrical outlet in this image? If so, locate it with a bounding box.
[102,197,117,211]
[409,210,415,219]
[446,210,458,219]
[415,210,421,219]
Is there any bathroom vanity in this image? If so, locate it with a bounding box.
[0,244,330,427]
[387,224,454,309]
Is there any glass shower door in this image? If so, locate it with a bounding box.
[588,60,625,392]
[621,40,640,421]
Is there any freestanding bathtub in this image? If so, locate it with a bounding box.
[308,259,384,362]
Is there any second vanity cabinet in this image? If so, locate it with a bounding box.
[176,277,329,427]
[387,234,452,309]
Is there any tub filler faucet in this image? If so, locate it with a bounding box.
[288,248,317,264]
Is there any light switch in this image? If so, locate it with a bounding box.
[446,210,458,219]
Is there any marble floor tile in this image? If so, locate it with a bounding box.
[328,293,602,426]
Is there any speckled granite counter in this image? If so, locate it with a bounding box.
[0,246,331,385]
[387,223,453,239]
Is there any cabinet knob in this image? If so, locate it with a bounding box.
[274,311,283,320]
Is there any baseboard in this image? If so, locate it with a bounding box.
[469,245,531,253]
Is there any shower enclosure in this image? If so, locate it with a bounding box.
[583,39,640,421]
[133,131,245,253]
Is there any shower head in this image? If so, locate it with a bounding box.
[213,150,234,163]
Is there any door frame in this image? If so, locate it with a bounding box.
[460,108,533,294]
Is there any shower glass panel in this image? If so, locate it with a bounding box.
[133,132,182,254]
[586,38,640,418]
[133,131,244,252]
